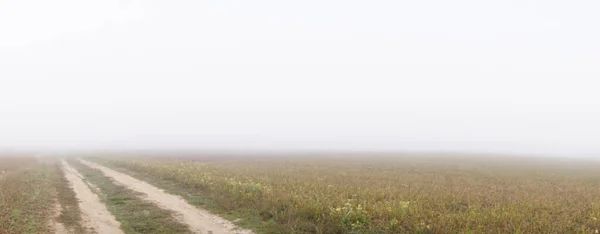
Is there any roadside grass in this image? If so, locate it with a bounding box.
[89,155,600,234]
[68,159,192,234]
[0,157,56,234]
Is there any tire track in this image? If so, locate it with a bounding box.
[61,160,123,234]
[78,159,252,234]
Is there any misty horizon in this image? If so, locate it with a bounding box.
[1,0,599,157]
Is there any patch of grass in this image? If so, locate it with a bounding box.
[89,155,600,234]
[68,159,192,234]
[0,157,56,234]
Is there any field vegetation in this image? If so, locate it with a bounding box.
[0,156,59,234]
[91,155,600,233]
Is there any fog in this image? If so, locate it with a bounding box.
[1,0,599,156]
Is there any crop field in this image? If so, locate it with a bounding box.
[89,154,600,234]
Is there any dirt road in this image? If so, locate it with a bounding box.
[79,159,252,234]
[61,160,124,234]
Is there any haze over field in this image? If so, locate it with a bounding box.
[1,0,599,156]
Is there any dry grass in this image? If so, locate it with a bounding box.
[0,157,56,234]
[92,155,600,233]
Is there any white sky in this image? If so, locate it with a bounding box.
[1,0,599,156]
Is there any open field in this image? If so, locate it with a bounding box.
[2,154,600,233]
[89,154,600,234]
